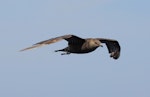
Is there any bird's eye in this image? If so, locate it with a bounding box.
[95,42,98,45]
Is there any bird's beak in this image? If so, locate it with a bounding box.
[100,45,103,47]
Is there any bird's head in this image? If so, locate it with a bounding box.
[89,39,103,48]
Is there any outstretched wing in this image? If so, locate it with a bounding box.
[97,38,121,59]
[20,34,85,51]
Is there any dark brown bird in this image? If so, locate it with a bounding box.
[20,34,121,59]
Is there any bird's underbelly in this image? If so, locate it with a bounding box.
[69,47,98,54]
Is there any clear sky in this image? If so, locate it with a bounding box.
[0,0,150,97]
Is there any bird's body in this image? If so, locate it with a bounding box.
[58,39,101,54]
[20,34,121,59]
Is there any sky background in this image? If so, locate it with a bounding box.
[0,0,150,97]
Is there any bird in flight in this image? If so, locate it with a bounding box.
[20,34,121,59]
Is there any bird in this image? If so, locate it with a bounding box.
[20,34,121,59]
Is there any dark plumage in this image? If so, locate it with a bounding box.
[20,34,121,59]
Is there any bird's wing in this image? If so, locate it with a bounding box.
[20,34,85,51]
[65,35,85,45]
[97,38,121,59]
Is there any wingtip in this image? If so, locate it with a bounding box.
[110,52,120,60]
[19,44,46,52]
[19,49,27,52]
[19,48,30,52]
[19,50,23,52]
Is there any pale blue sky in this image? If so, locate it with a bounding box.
[0,0,150,97]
